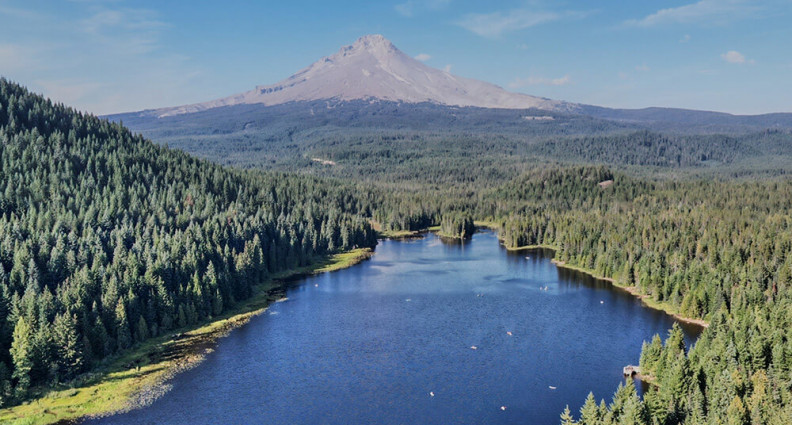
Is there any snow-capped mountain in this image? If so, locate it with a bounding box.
[153,34,575,118]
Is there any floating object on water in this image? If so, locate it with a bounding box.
[429,392,435,397]
[471,345,478,350]
[500,406,507,411]
[314,284,319,287]
[525,256,530,259]
[506,331,513,336]
[600,300,604,304]
[549,386,557,390]
[405,298,411,302]
[269,311,278,315]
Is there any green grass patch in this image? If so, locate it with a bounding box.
[473,220,499,229]
[377,229,424,239]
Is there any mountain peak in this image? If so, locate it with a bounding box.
[352,34,393,48]
[336,34,398,61]
[151,35,574,117]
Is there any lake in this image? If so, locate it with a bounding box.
[87,231,700,425]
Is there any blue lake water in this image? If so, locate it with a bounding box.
[87,231,700,425]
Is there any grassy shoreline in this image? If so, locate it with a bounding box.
[0,248,373,425]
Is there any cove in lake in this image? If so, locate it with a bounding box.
[87,231,700,425]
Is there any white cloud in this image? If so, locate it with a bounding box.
[0,2,204,115]
[509,75,572,88]
[457,8,561,38]
[395,0,451,17]
[721,50,753,64]
[721,50,745,63]
[626,0,759,27]
[414,53,432,61]
[443,64,452,73]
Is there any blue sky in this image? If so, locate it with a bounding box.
[1,0,789,115]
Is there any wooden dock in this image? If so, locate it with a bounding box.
[623,365,641,376]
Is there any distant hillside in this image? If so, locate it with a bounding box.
[108,100,792,179]
[579,105,792,131]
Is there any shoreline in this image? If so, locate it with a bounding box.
[0,248,374,425]
[484,224,710,329]
[548,258,709,328]
[8,227,708,424]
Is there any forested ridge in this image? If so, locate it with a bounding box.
[0,79,376,404]
[3,78,792,425]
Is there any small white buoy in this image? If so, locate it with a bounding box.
[471,345,478,350]
[429,391,435,397]
[549,386,557,390]
[500,406,507,411]
[506,331,513,336]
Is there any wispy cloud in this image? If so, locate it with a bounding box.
[33,79,107,105]
[721,50,754,64]
[395,0,451,17]
[78,7,168,54]
[0,1,203,114]
[509,75,571,88]
[457,8,566,38]
[0,43,40,74]
[414,53,432,61]
[626,0,760,27]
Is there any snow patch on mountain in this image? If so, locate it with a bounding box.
[153,34,575,118]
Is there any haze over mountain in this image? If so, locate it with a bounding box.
[150,34,574,118]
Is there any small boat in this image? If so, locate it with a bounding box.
[471,345,478,350]
[314,284,319,287]
[525,256,530,259]
[429,392,435,397]
[549,386,557,390]
[405,298,412,302]
[500,406,507,411]
[506,331,513,336]
[600,300,604,304]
